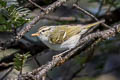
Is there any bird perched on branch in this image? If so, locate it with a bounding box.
[32,20,105,51]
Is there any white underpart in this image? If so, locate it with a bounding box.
[38,34,80,51]
[41,34,81,51]
[61,34,81,50]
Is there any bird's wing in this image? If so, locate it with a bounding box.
[49,30,66,44]
[49,25,82,44]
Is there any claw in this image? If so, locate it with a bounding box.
[53,54,65,66]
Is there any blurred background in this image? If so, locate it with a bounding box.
[0,0,120,80]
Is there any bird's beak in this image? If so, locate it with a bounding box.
[31,32,40,36]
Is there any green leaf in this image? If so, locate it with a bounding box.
[0,0,31,31]
[0,14,6,24]
[13,52,31,71]
[0,0,6,7]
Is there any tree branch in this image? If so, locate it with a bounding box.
[18,24,120,80]
[73,4,110,28]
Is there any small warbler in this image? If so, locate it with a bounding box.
[32,20,105,51]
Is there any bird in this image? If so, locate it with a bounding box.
[31,20,105,51]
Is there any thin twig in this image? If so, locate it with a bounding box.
[96,0,104,16]
[73,4,111,28]
[105,0,116,14]
[0,66,14,80]
[28,0,45,11]
[42,15,90,23]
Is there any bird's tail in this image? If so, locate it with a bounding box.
[85,20,105,29]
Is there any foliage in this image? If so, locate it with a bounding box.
[13,53,31,71]
[0,0,31,31]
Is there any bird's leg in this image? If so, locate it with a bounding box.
[53,50,69,66]
[53,53,66,66]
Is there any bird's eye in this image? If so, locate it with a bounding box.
[42,30,45,32]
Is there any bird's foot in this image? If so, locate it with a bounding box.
[53,53,65,66]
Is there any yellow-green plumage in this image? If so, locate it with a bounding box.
[49,20,104,44]
[49,25,82,44]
